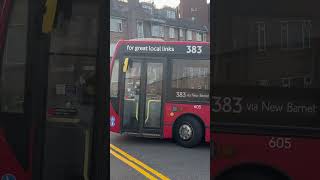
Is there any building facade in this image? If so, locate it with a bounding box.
[110,0,209,57]
[178,0,209,27]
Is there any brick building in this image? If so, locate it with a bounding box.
[110,0,209,57]
[178,0,209,28]
[213,0,320,88]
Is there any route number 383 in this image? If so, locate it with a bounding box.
[176,92,186,98]
[186,45,202,54]
[212,96,243,113]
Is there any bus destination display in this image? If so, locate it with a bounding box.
[119,43,209,56]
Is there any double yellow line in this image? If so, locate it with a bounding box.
[110,144,170,180]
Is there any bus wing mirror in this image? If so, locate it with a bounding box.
[123,57,129,73]
[42,0,58,33]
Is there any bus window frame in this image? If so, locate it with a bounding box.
[167,58,210,104]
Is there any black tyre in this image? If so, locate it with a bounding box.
[173,115,203,148]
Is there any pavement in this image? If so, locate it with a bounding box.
[110,132,210,180]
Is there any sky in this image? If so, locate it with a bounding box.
[139,0,210,8]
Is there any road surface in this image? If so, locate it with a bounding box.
[110,132,210,180]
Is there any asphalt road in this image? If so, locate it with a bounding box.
[110,132,210,180]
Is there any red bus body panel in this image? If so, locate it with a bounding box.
[110,105,121,133]
[0,130,30,180]
[212,133,320,180]
[163,103,210,142]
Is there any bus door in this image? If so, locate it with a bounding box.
[120,57,166,136]
[41,0,108,180]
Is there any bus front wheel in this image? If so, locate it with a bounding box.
[173,116,203,148]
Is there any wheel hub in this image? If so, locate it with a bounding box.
[179,124,193,140]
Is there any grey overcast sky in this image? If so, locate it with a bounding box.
[139,0,210,8]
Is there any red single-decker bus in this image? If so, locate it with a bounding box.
[110,39,210,147]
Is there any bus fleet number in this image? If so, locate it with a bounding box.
[268,137,292,150]
[186,46,202,54]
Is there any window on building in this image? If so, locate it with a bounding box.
[167,10,176,19]
[187,30,192,40]
[169,27,175,38]
[179,29,184,38]
[151,25,159,37]
[281,21,288,49]
[110,18,122,32]
[281,78,291,88]
[302,20,312,49]
[137,21,144,38]
[159,25,164,37]
[203,33,207,41]
[304,76,312,88]
[288,21,303,49]
[284,20,312,49]
[142,4,153,14]
[170,59,210,101]
[196,32,202,41]
[256,22,266,51]
[192,17,195,21]
[152,24,164,37]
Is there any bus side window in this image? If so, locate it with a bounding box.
[170,59,210,101]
